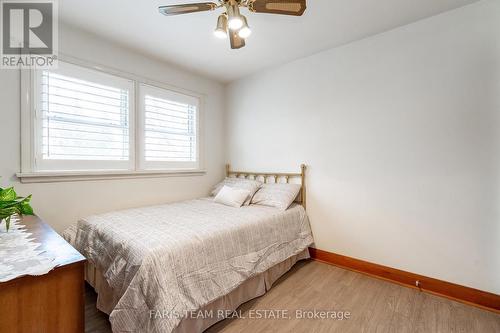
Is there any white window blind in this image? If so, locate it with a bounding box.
[34,62,134,171]
[23,60,203,178]
[140,84,200,170]
[144,96,196,161]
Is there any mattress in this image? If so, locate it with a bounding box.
[64,198,314,333]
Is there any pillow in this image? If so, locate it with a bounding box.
[214,186,251,208]
[211,178,262,205]
[250,183,302,210]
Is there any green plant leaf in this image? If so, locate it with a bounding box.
[0,198,27,209]
[0,187,34,231]
[0,201,14,209]
[5,215,11,231]
[0,187,16,201]
[0,207,18,219]
[20,201,34,215]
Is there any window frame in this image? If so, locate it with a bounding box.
[33,61,136,172]
[138,83,201,171]
[19,55,206,183]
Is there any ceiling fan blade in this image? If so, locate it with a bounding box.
[158,2,217,16]
[248,0,306,16]
[229,31,245,49]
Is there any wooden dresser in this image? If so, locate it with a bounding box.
[0,215,86,333]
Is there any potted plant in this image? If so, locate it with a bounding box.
[0,186,34,231]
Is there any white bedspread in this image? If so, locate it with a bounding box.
[67,198,313,333]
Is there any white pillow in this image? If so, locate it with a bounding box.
[214,185,251,208]
[250,183,302,210]
[211,178,262,205]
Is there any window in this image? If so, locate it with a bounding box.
[20,59,203,181]
[139,84,199,170]
[34,62,134,171]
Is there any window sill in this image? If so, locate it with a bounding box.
[16,169,207,184]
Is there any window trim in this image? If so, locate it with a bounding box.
[18,54,206,183]
[138,83,200,171]
[33,61,136,172]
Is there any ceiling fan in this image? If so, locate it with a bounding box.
[158,0,307,49]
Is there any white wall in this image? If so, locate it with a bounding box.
[226,0,500,293]
[0,24,226,233]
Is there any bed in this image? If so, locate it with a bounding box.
[63,165,314,333]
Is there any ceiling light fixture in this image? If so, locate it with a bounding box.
[159,0,307,50]
[214,14,228,38]
[227,2,243,30]
[237,15,251,38]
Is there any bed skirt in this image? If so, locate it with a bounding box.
[85,249,310,333]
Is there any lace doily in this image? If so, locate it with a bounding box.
[0,217,57,282]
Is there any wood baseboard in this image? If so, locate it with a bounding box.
[308,247,500,313]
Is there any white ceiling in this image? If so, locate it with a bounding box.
[59,0,477,83]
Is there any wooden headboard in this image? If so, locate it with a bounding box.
[225,164,307,209]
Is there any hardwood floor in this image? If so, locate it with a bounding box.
[85,283,111,333]
[85,260,500,333]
